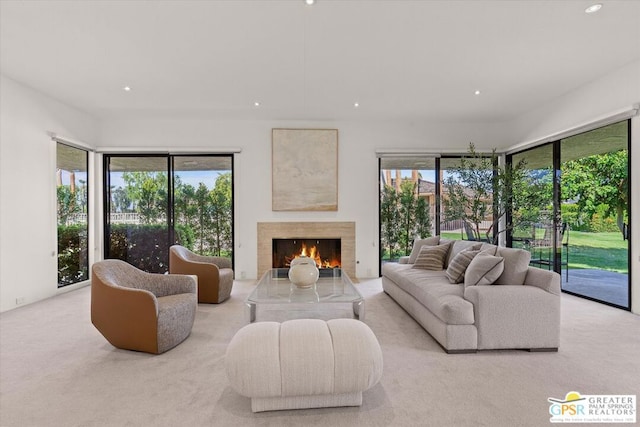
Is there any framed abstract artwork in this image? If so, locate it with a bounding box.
[272,128,338,211]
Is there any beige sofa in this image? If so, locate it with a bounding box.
[382,237,561,353]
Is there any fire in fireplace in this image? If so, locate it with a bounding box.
[272,238,341,270]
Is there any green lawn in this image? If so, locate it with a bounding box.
[564,231,628,273]
[440,230,628,273]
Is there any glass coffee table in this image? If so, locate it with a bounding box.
[246,268,364,323]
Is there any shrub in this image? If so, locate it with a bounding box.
[58,224,89,286]
[108,224,172,273]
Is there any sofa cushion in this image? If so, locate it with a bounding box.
[494,247,531,285]
[407,236,440,264]
[446,241,483,267]
[385,264,474,325]
[480,243,498,255]
[446,248,481,284]
[464,253,505,287]
[412,242,452,270]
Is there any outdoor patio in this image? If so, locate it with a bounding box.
[562,269,629,308]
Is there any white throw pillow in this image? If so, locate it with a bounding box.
[464,253,505,287]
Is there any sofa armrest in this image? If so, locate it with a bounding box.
[464,285,560,349]
[524,267,561,296]
[398,256,410,264]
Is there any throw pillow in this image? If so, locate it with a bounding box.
[407,236,440,264]
[445,248,481,284]
[493,247,531,285]
[446,241,483,268]
[464,253,505,287]
[412,242,452,271]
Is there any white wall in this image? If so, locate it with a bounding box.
[506,59,640,314]
[99,118,506,282]
[0,75,98,312]
[2,58,638,313]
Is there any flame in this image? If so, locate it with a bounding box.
[285,242,341,269]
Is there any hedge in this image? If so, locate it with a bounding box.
[58,224,89,286]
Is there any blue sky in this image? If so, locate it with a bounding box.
[59,170,225,190]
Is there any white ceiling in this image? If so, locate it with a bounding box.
[1,0,639,123]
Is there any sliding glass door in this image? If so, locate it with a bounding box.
[509,144,557,271]
[173,155,233,258]
[559,121,629,308]
[508,120,630,309]
[104,156,170,273]
[104,154,234,273]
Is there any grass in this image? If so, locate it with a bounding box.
[440,230,629,273]
[564,231,628,273]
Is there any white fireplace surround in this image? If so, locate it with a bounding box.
[257,222,356,279]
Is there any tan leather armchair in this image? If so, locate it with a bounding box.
[169,245,234,303]
[91,259,197,354]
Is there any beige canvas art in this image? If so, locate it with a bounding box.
[272,128,338,211]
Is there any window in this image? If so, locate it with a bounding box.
[104,154,234,273]
[56,143,89,286]
[379,157,436,267]
[439,156,495,243]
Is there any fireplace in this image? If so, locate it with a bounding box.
[272,238,341,272]
[257,222,356,279]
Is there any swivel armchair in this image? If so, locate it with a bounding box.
[169,245,234,303]
[91,259,197,354]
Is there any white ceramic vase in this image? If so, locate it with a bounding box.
[288,256,319,289]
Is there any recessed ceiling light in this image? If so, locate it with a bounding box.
[123,86,131,92]
[474,90,481,95]
[354,102,360,108]
[305,0,315,5]
[254,101,260,107]
[585,4,602,13]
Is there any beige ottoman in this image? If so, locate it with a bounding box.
[225,318,383,412]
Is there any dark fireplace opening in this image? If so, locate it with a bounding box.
[272,238,341,277]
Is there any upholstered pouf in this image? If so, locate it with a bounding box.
[225,318,383,412]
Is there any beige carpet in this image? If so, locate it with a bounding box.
[1,278,638,427]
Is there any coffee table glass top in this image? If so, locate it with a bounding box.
[245,268,364,322]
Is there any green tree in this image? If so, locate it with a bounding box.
[173,178,197,226]
[442,143,530,244]
[111,186,132,213]
[398,180,418,254]
[442,149,493,241]
[380,184,400,260]
[209,172,232,256]
[194,183,212,253]
[561,150,627,237]
[122,171,167,223]
[414,196,432,242]
[512,167,553,235]
[57,185,79,225]
[380,178,432,259]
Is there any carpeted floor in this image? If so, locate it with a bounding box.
[1,278,638,426]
